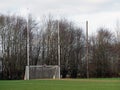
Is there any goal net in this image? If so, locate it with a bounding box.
[24,65,60,80]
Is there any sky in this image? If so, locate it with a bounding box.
[0,0,120,35]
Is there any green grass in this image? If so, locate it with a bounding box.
[0,78,120,90]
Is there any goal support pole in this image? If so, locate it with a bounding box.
[26,14,30,80]
[58,21,60,79]
[86,21,89,78]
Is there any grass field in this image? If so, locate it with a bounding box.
[0,78,120,90]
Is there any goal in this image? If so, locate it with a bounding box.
[24,65,60,80]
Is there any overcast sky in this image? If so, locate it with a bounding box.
[0,0,120,34]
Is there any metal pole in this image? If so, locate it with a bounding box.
[27,15,30,80]
[58,21,60,79]
[86,21,89,78]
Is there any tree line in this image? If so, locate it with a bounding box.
[0,14,120,79]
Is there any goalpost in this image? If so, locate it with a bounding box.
[24,65,60,80]
[25,20,61,80]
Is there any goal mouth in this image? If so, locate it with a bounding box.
[24,65,60,80]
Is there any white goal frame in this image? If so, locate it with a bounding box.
[25,20,61,80]
[24,65,60,80]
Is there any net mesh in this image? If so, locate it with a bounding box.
[25,65,59,79]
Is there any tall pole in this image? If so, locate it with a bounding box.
[86,21,89,78]
[58,21,60,79]
[27,15,30,80]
